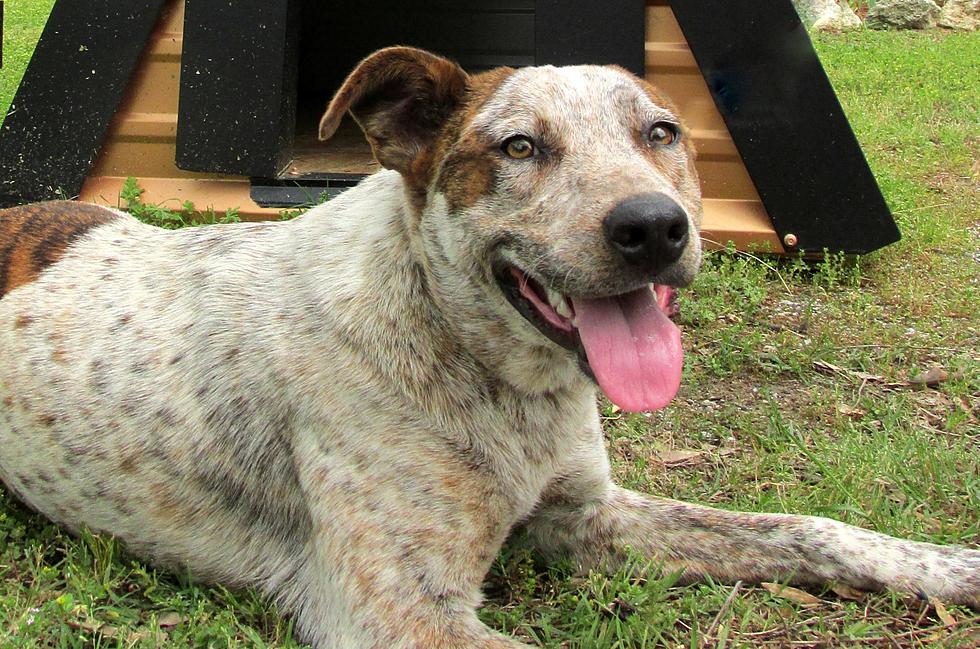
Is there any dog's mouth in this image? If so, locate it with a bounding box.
[496,265,682,413]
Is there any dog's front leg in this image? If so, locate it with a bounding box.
[286,437,532,649]
[525,452,980,607]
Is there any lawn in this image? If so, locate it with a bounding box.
[1,5,979,648]
[0,0,55,118]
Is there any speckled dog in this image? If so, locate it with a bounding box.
[0,48,977,648]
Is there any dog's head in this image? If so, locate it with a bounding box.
[321,47,703,412]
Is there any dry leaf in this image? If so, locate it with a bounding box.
[913,510,942,531]
[66,619,103,634]
[761,582,823,605]
[957,395,978,423]
[607,597,637,620]
[910,366,949,388]
[657,449,703,466]
[928,596,957,627]
[156,612,183,629]
[813,360,884,383]
[830,583,867,601]
[715,620,730,646]
[837,404,867,419]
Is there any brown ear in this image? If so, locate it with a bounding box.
[318,47,468,175]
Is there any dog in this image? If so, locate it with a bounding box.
[0,47,977,648]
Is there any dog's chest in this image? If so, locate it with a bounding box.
[302,373,594,524]
[451,387,598,518]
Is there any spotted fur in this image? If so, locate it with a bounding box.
[0,48,977,649]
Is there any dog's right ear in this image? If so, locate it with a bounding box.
[319,47,469,178]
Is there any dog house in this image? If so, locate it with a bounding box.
[0,0,900,254]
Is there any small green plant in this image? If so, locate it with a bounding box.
[780,251,863,290]
[119,177,242,229]
[277,190,331,221]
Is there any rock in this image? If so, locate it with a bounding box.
[866,0,942,29]
[792,0,863,30]
[938,0,980,29]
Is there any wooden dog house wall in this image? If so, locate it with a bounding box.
[0,0,900,255]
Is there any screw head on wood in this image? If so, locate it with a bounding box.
[783,233,799,248]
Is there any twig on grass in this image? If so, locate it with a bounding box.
[701,580,742,647]
[830,343,980,359]
[893,203,951,215]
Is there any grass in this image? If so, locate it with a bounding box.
[0,0,56,118]
[2,7,979,649]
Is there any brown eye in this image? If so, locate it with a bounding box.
[647,122,679,147]
[503,136,535,159]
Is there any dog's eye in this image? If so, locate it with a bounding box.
[647,122,679,147]
[502,136,535,159]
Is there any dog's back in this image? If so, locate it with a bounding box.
[1,201,300,578]
[0,167,574,585]
[0,188,416,579]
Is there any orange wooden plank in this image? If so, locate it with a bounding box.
[701,199,783,252]
[645,42,697,69]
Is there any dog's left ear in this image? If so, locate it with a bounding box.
[319,47,469,177]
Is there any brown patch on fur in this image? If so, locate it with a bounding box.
[319,48,472,208]
[433,68,515,213]
[13,314,32,329]
[0,201,118,299]
[150,482,181,521]
[118,455,139,475]
[319,48,466,165]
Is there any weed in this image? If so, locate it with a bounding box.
[120,177,242,229]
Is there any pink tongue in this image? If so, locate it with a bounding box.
[572,287,683,412]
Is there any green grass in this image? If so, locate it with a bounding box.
[0,0,56,118]
[2,7,979,649]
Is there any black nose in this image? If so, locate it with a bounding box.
[603,193,689,274]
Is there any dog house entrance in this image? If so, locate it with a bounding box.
[265,0,540,204]
[259,116,378,206]
[172,0,643,207]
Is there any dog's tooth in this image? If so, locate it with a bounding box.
[546,287,563,309]
[555,298,572,319]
